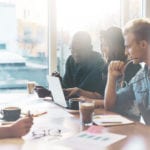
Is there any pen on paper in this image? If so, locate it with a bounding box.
[100,121,122,124]
[23,111,47,117]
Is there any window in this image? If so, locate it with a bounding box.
[0,0,144,91]
[56,0,121,76]
[56,0,143,76]
[0,0,48,91]
[128,0,143,19]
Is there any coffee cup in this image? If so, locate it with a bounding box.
[68,98,80,110]
[1,107,21,121]
[27,81,36,94]
[79,101,95,126]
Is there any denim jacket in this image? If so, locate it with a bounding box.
[115,64,150,124]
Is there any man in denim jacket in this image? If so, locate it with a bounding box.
[104,18,150,125]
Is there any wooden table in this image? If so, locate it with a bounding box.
[0,92,150,150]
[94,109,150,150]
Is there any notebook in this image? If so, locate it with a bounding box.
[47,76,68,108]
[93,114,134,126]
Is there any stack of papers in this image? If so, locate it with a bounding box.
[93,114,134,126]
[59,131,126,149]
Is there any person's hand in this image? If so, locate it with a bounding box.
[34,86,51,98]
[64,87,80,99]
[52,71,62,82]
[9,117,33,138]
[108,61,125,80]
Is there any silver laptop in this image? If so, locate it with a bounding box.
[47,76,68,108]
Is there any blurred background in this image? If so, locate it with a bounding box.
[0,0,148,92]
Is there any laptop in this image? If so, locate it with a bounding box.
[47,76,69,108]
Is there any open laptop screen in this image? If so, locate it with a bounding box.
[47,76,67,107]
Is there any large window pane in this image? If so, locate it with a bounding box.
[0,0,48,91]
[56,0,121,76]
[129,0,143,19]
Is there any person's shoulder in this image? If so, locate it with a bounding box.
[91,51,105,68]
[130,66,145,82]
[91,51,102,57]
[90,51,104,62]
[66,55,74,63]
[66,55,73,60]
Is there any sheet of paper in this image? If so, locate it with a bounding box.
[59,131,126,149]
[93,114,134,126]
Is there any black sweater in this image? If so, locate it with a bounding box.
[62,51,106,95]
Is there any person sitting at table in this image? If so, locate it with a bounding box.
[67,27,141,108]
[35,31,106,99]
[104,18,150,125]
[62,31,106,99]
[0,116,33,139]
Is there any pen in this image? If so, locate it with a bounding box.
[23,111,47,117]
[32,111,47,117]
[101,121,122,124]
[1,122,13,125]
[28,110,31,117]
